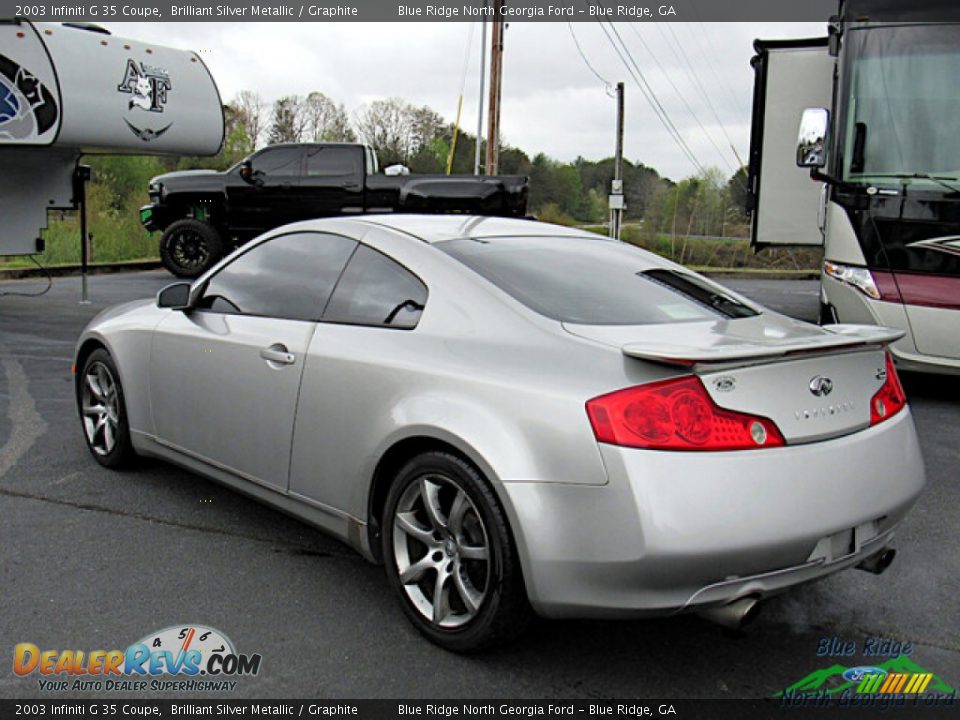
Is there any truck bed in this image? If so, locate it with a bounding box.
[365,175,528,216]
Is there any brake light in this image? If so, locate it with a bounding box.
[870,353,906,425]
[586,376,785,451]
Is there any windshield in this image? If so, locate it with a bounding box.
[841,24,960,185]
[436,235,758,326]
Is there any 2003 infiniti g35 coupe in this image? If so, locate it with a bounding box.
[75,215,925,651]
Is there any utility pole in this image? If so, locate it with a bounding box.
[609,81,625,240]
[474,12,488,176]
[74,163,92,304]
[485,0,504,176]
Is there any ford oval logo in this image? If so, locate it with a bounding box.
[809,376,833,397]
[842,666,887,683]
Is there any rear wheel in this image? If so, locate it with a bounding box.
[159,218,224,278]
[382,451,531,652]
[78,349,135,468]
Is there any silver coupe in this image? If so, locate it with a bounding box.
[75,215,926,651]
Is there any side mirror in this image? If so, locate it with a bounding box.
[157,282,192,310]
[239,161,252,179]
[796,107,830,168]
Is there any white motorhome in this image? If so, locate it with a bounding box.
[0,20,223,256]
[748,0,960,374]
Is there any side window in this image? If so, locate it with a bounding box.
[198,232,357,321]
[251,147,302,176]
[324,245,427,329]
[305,147,361,177]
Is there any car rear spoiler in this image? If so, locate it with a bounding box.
[621,324,905,368]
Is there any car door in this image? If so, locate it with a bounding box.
[149,231,358,492]
[226,146,305,233]
[299,145,365,217]
[288,243,428,513]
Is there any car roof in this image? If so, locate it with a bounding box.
[350,214,607,244]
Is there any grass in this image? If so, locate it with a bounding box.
[2,210,821,274]
[581,225,822,272]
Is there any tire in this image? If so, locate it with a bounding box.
[77,349,136,469]
[382,451,532,652]
[159,218,224,279]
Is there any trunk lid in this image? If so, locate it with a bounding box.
[565,315,903,443]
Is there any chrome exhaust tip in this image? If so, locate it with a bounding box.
[697,596,761,630]
[857,547,896,575]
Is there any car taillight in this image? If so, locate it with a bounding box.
[870,353,906,425]
[586,376,785,451]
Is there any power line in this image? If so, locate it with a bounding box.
[596,18,707,176]
[694,21,752,119]
[624,23,734,174]
[567,21,615,94]
[660,23,747,170]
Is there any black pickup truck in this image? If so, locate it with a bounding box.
[141,142,529,277]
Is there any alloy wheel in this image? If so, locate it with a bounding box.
[81,361,120,456]
[170,229,209,271]
[392,473,491,629]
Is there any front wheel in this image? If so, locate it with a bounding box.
[382,451,532,652]
[78,349,136,468]
[159,219,224,279]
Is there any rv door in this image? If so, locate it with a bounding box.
[748,38,834,249]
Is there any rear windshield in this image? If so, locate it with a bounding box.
[436,235,758,325]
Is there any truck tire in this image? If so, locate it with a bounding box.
[159,219,225,278]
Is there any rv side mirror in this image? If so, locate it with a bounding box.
[796,107,830,169]
[157,282,193,310]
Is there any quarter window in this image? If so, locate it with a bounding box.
[198,232,357,321]
[324,245,427,329]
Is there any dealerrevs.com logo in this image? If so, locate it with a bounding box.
[14,625,262,692]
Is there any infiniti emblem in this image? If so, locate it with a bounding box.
[809,376,834,397]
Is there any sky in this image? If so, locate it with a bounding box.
[103,21,824,181]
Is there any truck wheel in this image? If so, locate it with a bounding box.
[160,219,224,279]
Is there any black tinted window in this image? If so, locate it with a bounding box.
[305,147,360,176]
[199,232,357,321]
[252,147,301,176]
[324,245,427,329]
[437,235,755,325]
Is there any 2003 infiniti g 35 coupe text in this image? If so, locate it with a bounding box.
[75,215,925,651]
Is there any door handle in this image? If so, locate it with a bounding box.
[260,345,296,366]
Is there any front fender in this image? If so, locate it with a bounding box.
[74,300,166,439]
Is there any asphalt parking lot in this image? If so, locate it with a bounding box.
[1,271,958,699]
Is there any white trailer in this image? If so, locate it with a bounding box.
[0,20,223,256]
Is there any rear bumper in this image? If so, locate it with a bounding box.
[501,408,925,618]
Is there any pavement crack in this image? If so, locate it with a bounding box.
[0,485,361,562]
